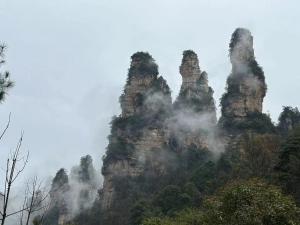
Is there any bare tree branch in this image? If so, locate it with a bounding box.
[1,132,30,225]
[0,113,10,141]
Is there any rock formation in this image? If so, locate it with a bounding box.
[120,52,172,117]
[43,28,300,225]
[278,106,300,135]
[219,28,271,134]
[169,50,217,152]
[174,50,216,118]
[48,169,71,225]
[100,52,174,224]
[77,28,282,225]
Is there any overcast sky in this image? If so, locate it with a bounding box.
[0,0,299,186]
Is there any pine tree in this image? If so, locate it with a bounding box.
[0,44,14,102]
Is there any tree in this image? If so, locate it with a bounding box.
[218,133,280,182]
[143,179,300,225]
[275,127,300,204]
[143,209,203,225]
[240,133,280,178]
[153,185,192,216]
[0,44,14,102]
[203,179,300,225]
[19,177,49,225]
[0,116,29,225]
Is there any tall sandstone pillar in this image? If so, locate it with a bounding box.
[220,28,267,122]
[100,52,172,225]
[169,50,217,153]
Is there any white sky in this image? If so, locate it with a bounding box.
[0,0,299,185]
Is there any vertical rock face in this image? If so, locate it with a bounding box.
[220,28,267,121]
[175,50,216,117]
[49,169,71,225]
[100,34,272,224]
[219,29,274,172]
[170,50,217,152]
[101,52,173,216]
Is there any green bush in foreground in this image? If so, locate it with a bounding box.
[143,179,300,225]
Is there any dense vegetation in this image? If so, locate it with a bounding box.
[142,179,300,225]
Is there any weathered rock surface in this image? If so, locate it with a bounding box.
[120,52,171,117]
[99,30,273,225]
[170,50,217,153]
[218,28,275,176]
[101,52,172,212]
[220,28,267,121]
[174,50,216,118]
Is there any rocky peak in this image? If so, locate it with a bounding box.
[221,28,267,121]
[120,52,171,117]
[169,50,217,153]
[101,52,173,216]
[229,28,254,70]
[128,52,158,80]
[175,50,216,117]
[180,50,203,87]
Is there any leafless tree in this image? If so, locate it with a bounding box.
[0,114,29,225]
[19,177,49,225]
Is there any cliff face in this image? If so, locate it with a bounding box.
[170,50,217,152]
[100,51,219,225]
[175,50,216,117]
[220,28,266,122]
[218,28,276,138]
[218,29,277,181]
[101,53,173,213]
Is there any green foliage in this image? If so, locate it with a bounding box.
[130,200,155,225]
[182,50,196,58]
[217,133,280,182]
[153,185,193,215]
[103,107,171,169]
[219,112,276,134]
[203,179,300,225]
[102,136,135,170]
[181,145,212,170]
[143,208,204,225]
[127,52,158,83]
[275,127,300,204]
[182,183,201,206]
[144,179,300,225]
[110,115,147,135]
[191,161,217,194]
[175,86,215,113]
